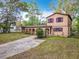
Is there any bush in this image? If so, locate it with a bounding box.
[36,28,44,38]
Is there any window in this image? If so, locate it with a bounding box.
[48,18,54,23]
[53,27,63,31]
[56,17,63,22]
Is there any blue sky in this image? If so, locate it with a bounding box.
[21,0,58,20]
[21,0,58,12]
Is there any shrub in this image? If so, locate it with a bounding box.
[36,28,44,38]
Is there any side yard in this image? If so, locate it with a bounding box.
[8,36,79,59]
[0,32,29,44]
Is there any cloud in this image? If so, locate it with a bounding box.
[21,11,53,21]
[39,11,53,21]
[42,11,53,17]
[21,12,29,21]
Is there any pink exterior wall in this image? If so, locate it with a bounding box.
[47,14,68,27]
[47,14,72,37]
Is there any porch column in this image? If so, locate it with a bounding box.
[31,28,33,34]
[35,28,36,34]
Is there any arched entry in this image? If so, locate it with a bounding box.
[32,28,35,34]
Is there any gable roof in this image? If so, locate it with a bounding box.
[47,13,72,21]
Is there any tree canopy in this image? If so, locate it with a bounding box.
[0,0,31,33]
[50,0,79,18]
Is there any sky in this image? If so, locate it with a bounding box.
[21,0,58,12]
[21,0,58,20]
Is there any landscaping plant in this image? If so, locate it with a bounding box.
[36,28,44,38]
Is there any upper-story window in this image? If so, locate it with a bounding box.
[48,18,54,23]
[56,17,63,22]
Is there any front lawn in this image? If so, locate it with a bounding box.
[8,36,79,59]
[0,32,29,44]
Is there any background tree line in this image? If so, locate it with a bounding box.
[0,0,41,33]
[50,0,79,33]
[0,0,79,34]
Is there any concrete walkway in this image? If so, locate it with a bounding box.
[0,36,45,59]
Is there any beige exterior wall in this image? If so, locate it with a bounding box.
[47,14,71,37]
[50,27,69,37]
[47,14,68,27]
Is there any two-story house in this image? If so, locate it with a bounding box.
[22,13,72,37]
[47,13,72,37]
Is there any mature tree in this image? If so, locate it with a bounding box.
[22,16,41,26]
[28,16,41,25]
[22,20,28,26]
[25,1,41,26]
[63,0,79,18]
[50,0,79,18]
[50,0,79,33]
[75,16,79,33]
[0,0,17,32]
[0,0,29,33]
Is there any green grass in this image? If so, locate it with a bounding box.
[0,32,29,44]
[8,36,79,59]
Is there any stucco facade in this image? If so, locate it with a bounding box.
[22,13,72,37]
[47,13,72,37]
